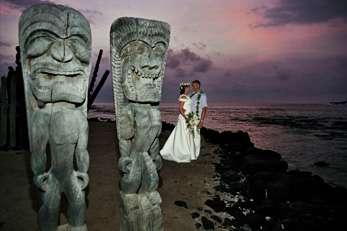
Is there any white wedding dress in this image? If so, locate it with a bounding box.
[160,94,200,163]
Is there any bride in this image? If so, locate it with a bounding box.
[160,82,200,163]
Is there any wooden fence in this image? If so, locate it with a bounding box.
[0,47,28,150]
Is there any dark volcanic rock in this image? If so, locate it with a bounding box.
[228,182,249,194]
[244,148,282,160]
[314,160,329,167]
[256,203,279,217]
[162,121,175,131]
[225,206,247,226]
[201,128,254,151]
[201,216,215,230]
[220,169,241,182]
[211,215,222,223]
[241,156,288,174]
[247,179,266,202]
[222,218,233,229]
[174,200,188,209]
[212,144,347,230]
[191,212,200,219]
[239,148,288,174]
[329,100,347,105]
[189,125,347,230]
[195,223,202,229]
[200,128,220,144]
[204,209,212,214]
[205,195,225,212]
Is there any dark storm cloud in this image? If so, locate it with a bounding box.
[234,55,347,102]
[2,0,103,21]
[272,65,290,80]
[166,49,181,69]
[174,68,187,78]
[0,41,11,47]
[2,0,54,9]
[0,53,13,63]
[162,53,347,103]
[166,48,213,78]
[193,42,207,51]
[253,0,347,27]
[179,48,203,62]
[80,9,103,16]
[192,59,212,73]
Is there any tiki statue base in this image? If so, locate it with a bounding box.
[55,223,87,231]
[120,191,163,231]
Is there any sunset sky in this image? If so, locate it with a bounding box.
[1,0,346,103]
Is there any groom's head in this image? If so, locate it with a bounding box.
[192,80,200,93]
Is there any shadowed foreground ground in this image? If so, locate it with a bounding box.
[0,121,223,231]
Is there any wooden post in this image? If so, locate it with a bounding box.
[87,49,103,111]
[0,76,8,147]
[88,70,110,109]
[14,45,28,148]
[9,69,17,148]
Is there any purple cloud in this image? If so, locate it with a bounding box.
[272,65,290,81]
[224,70,233,78]
[2,0,54,10]
[192,58,212,73]
[0,41,11,47]
[193,42,207,51]
[78,8,104,25]
[166,49,181,69]
[166,48,213,78]
[253,0,347,27]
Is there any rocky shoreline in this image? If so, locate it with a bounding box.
[329,100,347,105]
[163,122,347,231]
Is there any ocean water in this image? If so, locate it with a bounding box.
[88,103,347,188]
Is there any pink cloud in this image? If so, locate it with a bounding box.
[0,4,20,16]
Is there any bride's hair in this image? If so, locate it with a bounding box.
[178,82,190,97]
[179,87,185,96]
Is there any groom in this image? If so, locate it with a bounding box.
[190,80,207,129]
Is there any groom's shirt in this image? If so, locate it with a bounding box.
[190,90,208,119]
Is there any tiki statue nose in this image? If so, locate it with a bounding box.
[51,39,73,63]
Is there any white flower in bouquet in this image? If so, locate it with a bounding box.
[186,112,200,134]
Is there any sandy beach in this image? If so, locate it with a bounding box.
[0,121,225,231]
[2,120,347,231]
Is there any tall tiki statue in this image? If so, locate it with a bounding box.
[19,4,92,231]
[110,17,170,230]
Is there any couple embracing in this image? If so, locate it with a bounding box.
[160,80,207,163]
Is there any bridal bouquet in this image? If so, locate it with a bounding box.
[186,112,200,134]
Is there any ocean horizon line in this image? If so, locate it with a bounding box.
[92,102,337,106]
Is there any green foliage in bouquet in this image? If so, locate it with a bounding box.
[186,112,200,134]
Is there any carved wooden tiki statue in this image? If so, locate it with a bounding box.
[19,4,92,231]
[110,17,170,230]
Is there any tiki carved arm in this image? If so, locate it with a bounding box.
[30,108,50,191]
[75,116,89,190]
[118,106,135,173]
[148,107,162,170]
[149,138,162,170]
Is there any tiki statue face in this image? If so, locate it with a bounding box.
[111,17,170,103]
[19,4,92,104]
[120,40,167,102]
